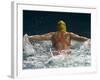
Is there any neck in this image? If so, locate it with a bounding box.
[59,30,66,32]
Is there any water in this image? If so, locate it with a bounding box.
[23,34,91,69]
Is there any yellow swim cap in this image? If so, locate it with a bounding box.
[57,20,67,32]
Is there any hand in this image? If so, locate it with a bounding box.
[28,36,33,43]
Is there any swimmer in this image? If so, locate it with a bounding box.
[29,20,89,55]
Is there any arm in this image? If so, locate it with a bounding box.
[70,32,88,41]
[29,32,55,42]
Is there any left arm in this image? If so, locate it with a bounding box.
[29,32,55,42]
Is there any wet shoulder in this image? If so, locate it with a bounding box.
[64,32,71,39]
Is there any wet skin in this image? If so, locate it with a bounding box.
[29,31,88,55]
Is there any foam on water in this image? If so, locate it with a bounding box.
[23,34,91,69]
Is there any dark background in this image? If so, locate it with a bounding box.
[23,10,91,38]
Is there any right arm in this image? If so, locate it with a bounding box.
[70,32,88,42]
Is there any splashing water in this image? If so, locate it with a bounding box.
[23,34,91,69]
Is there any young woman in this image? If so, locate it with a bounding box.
[29,20,88,55]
